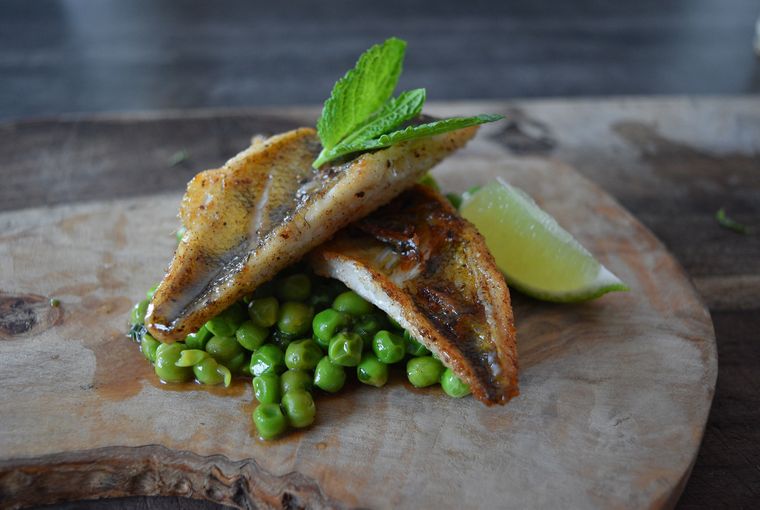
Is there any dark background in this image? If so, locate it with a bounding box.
[1,0,759,121]
[3,1,759,509]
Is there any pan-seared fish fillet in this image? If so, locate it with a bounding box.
[310,184,518,405]
[146,126,478,341]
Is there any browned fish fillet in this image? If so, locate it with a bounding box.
[309,184,518,405]
[146,126,478,341]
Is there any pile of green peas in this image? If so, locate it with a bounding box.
[129,266,471,440]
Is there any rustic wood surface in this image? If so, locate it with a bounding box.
[0,97,756,509]
[0,116,716,509]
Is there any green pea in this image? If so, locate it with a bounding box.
[404,330,430,356]
[280,369,313,394]
[312,308,351,349]
[277,301,313,336]
[312,334,329,351]
[236,321,269,351]
[328,331,363,367]
[184,325,212,350]
[275,273,312,301]
[227,351,249,375]
[284,339,322,371]
[205,316,235,337]
[175,349,208,367]
[253,403,288,440]
[332,291,373,316]
[205,304,247,337]
[249,343,286,377]
[193,357,231,387]
[131,299,149,326]
[357,353,389,387]
[154,343,193,383]
[372,330,406,364]
[440,368,471,398]
[176,225,187,244]
[314,356,346,393]
[354,313,386,350]
[446,193,463,210]
[248,297,279,328]
[223,302,249,326]
[406,356,444,388]
[205,335,245,364]
[140,333,160,363]
[281,389,316,428]
[252,373,281,404]
[146,284,159,301]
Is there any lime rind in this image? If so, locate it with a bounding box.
[460,178,628,303]
[506,265,629,303]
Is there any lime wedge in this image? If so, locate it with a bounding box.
[459,178,628,302]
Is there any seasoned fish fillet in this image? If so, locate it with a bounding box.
[309,184,518,405]
[146,126,478,341]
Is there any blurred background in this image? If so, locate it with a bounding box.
[1,0,759,121]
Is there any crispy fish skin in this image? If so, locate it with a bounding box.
[310,184,518,405]
[146,126,478,341]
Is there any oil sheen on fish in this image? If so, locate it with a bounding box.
[146,126,478,341]
[309,184,518,405]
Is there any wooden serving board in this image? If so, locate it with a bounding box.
[0,115,716,509]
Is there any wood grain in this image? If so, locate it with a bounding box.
[0,445,340,510]
[0,118,716,509]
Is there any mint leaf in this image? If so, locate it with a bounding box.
[344,89,426,144]
[319,114,502,163]
[373,114,503,145]
[316,38,406,152]
[314,88,426,167]
[716,208,751,234]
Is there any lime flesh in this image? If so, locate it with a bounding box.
[459,178,628,302]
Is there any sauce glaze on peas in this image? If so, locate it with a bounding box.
[130,268,469,440]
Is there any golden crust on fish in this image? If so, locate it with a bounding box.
[146,126,478,341]
[310,184,518,405]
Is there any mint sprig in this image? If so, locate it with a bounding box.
[313,38,503,168]
[315,88,426,166]
[321,114,502,163]
[316,38,406,154]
